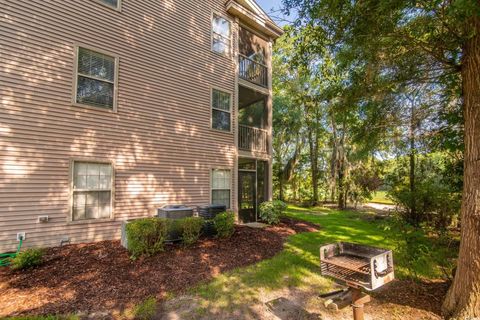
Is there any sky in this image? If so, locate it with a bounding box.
[255,0,297,26]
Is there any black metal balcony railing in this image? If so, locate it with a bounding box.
[239,125,268,153]
[239,54,268,87]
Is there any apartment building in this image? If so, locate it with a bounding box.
[0,0,283,250]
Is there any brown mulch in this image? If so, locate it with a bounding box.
[369,278,449,319]
[0,218,319,317]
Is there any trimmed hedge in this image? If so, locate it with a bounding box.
[11,248,44,270]
[259,200,287,225]
[126,217,209,257]
[168,219,184,242]
[181,217,204,246]
[213,212,235,238]
[125,218,169,258]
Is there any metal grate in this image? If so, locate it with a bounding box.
[320,242,394,291]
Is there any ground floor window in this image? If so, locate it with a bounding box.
[72,161,113,221]
[211,169,231,208]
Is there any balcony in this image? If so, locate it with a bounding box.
[239,54,268,88]
[239,125,268,153]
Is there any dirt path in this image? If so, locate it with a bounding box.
[364,202,396,212]
[158,279,447,320]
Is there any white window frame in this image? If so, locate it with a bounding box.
[90,0,122,11]
[210,87,233,133]
[211,12,232,57]
[72,44,120,112]
[69,159,115,223]
[210,168,232,209]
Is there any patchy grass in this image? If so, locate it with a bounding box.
[131,297,157,320]
[191,205,455,314]
[371,191,394,205]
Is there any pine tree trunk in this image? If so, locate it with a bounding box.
[308,127,319,205]
[337,146,346,209]
[442,16,480,320]
[409,104,417,226]
[330,115,338,203]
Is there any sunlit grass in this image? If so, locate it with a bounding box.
[371,191,394,205]
[8,206,454,319]
[192,205,454,313]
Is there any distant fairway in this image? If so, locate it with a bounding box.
[371,191,394,205]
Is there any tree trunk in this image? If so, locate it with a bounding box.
[442,16,480,319]
[337,121,347,209]
[409,101,417,226]
[279,178,284,201]
[308,128,319,205]
[330,115,338,203]
[337,147,346,209]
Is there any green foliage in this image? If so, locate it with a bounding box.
[126,218,169,259]
[181,217,204,246]
[132,297,157,320]
[383,217,457,281]
[258,200,287,224]
[194,206,457,312]
[347,161,383,206]
[272,0,471,211]
[213,212,235,238]
[10,248,44,270]
[168,219,184,242]
[385,154,461,231]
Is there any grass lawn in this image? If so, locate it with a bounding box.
[371,191,394,205]
[6,206,456,319]
[191,205,455,315]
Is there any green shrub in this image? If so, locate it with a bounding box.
[213,212,235,238]
[181,217,203,246]
[132,296,157,320]
[168,219,184,241]
[11,248,44,270]
[385,153,461,231]
[259,200,287,225]
[126,218,169,259]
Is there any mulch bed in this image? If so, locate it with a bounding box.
[0,218,319,317]
[370,278,449,318]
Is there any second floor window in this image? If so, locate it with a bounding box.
[94,0,121,10]
[211,89,231,132]
[74,47,118,110]
[212,14,231,55]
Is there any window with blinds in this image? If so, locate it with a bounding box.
[212,14,231,55]
[95,0,120,9]
[211,89,231,131]
[72,161,113,221]
[211,169,231,209]
[74,47,117,109]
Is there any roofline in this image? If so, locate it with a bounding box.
[225,0,284,39]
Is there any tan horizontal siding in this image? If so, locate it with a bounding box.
[0,0,241,251]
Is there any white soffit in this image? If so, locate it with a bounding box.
[225,0,284,39]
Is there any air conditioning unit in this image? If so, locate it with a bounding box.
[157,205,194,219]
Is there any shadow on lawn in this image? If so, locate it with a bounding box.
[188,206,448,319]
